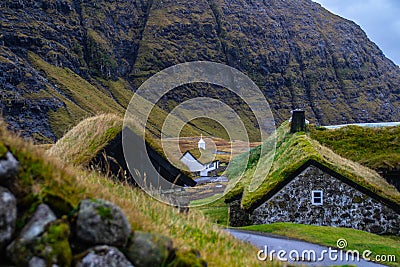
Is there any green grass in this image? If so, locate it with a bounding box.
[191,195,230,226]
[225,122,400,210]
[97,77,133,108]
[28,52,258,143]
[310,125,400,171]
[28,52,127,139]
[240,223,400,267]
[29,52,124,115]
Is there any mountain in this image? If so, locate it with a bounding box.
[1,0,400,142]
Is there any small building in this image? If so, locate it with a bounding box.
[180,151,220,177]
[198,134,206,150]
[225,112,400,235]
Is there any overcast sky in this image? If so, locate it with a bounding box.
[313,0,400,66]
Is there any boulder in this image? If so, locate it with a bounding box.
[12,203,57,242]
[0,186,17,250]
[0,152,19,185]
[6,205,72,266]
[76,245,134,267]
[124,231,175,267]
[75,199,131,247]
[29,257,48,267]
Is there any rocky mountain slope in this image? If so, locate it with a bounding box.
[1,0,400,142]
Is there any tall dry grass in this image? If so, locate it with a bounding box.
[48,114,123,165]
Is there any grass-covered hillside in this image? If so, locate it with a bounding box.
[310,125,400,172]
[0,119,281,266]
[225,122,400,210]
[3,0,400,143]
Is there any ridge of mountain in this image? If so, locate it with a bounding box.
[1,0,400,142]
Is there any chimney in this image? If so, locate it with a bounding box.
[290,110,306,133]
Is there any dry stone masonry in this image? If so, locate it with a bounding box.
[0,150,207,266]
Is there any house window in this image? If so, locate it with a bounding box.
[312,190,323,205]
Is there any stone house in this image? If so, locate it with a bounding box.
[226,112,400,235]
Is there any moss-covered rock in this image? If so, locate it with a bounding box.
[33,220,72,266]
[124,231,175,267]
[75,199,131,247]
[75,245,134,267]
[6,217,72,267]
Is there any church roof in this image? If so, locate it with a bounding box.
[198,135,205,144]
[198,134,206,150]
[225,121,400,211]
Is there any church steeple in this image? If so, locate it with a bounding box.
[198,134,206,150]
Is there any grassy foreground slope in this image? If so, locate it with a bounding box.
[0,119,278,267]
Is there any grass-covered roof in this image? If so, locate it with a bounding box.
[225,122,400,210]
[48,114,123,165]
[48,114,195,183]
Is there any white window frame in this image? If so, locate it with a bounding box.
[311,190,323,205]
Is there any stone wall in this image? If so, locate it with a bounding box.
[231,165,400,235]
[229,198,251,227]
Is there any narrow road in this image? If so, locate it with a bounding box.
[226,229,388,267]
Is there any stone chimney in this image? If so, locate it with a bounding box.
[290,110,306,133]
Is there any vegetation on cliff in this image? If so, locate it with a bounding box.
[1,0,400,142]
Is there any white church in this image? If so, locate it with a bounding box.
[180,135,220,177]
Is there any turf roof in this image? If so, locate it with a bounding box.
[48,114,123,165]
[225,122,400,210]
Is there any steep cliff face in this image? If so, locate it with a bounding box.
[1,0,400,142]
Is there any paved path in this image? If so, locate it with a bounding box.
[226,229,388,267]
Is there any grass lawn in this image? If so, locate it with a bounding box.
[191,195,230,226]
[240,223,400,267]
